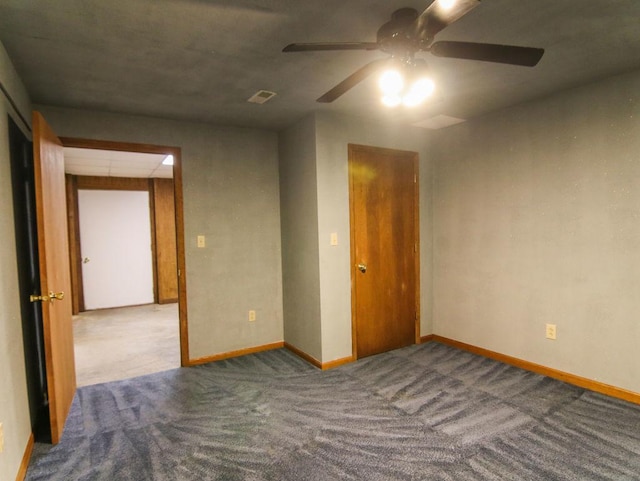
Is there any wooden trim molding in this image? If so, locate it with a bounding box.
[75,175,150,191]
[15,433,34,481]
[322,355,355,370]
[420,334,435,343]
[187,342,285,366]
[284,342,321,369]
[60,137,189,367]
[284,342,354,370]
[430,335,640,405]
[65,174,83,314]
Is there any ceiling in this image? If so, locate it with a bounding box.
[1,0,639,131]
[64,148,173,178]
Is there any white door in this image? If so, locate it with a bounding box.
[79,189,154,310]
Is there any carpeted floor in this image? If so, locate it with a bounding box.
[26,342,640,480]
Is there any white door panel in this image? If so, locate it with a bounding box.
[79,189,154,310]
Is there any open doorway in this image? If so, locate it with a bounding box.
[62,141,188,386]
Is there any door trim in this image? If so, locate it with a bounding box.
[60,137,190,367]
[66,175,156,311]
[348,143,421,360]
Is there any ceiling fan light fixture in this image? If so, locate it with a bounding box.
[403,77,436,107]
[439,0,457,11]
[380,60,435,108]
[379,69,404,95]
[382,94,402,107]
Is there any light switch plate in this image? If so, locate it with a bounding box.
[330,233,338,246]
[197,235,206,248]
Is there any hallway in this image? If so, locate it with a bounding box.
[73,303,180,386]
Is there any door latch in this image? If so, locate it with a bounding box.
[30,291,65,303]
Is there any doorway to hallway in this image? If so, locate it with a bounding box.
[73,303,180,386]
[62,140,189,386]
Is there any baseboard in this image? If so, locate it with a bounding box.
[430,335,640,405]
[284,343,321,369]
[158,298,178,305]
[420,334,435,343]
[321,355,355,370]
[15,433,34,481]
[284,343,354,370]
[187,341,284,366]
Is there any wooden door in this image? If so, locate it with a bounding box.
[32,111,76,444]
[349,144,419,359]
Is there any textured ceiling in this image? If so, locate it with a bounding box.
[1,0,639,131]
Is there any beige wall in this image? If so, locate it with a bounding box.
[279,112,433,364]
[314,112,433,362]
[432,68,640,393]
[279,115,322,360]
[0,41,33,481]
[35,105,284,361]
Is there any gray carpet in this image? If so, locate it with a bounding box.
[26,342,640,480]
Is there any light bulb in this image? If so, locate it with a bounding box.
[440,0,456,10]
[402,78,435,107]
[379,69,404,95]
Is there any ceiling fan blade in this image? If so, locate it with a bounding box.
[283,42,379,53]
[317,58,388,103]
[415,0,481,42]
[430,41,544,66]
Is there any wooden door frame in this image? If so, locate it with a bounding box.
[60,137,190,367]
[67,175,159,311]
[348,143,421,360]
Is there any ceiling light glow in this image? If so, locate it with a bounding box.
[403,78,436,107]
[379,69,404,95]
[382,94,402,107]
[440,0,456,11]
[379,65,435,108]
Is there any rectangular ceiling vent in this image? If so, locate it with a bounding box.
[247,90,277,104]
[413,115,466,130]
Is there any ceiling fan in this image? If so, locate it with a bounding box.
[283,0,544,104]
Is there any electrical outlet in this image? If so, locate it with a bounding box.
[249,310,256,322]
[0,422,4,453]
[545,323,557,340]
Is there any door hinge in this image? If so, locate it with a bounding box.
[414,243,417,253]
[414,174,417,183]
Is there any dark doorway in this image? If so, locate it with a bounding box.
[8,115,51,442]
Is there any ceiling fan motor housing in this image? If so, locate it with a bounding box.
[377,8,421,55]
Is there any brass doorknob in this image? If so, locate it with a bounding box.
[357,263,367,273]
[49,291,65,301]
[30,293,50,303]
[29,291,64,303]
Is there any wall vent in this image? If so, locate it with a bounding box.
[247,90,277,104]
[412,115,466,130]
